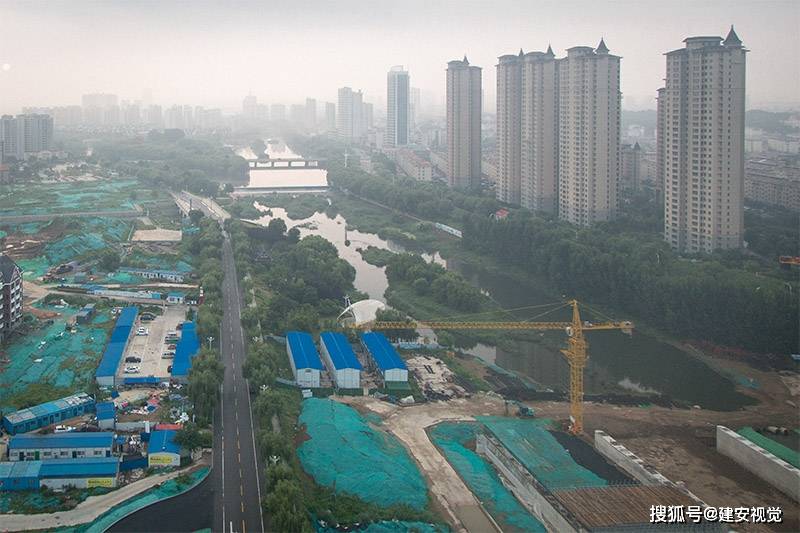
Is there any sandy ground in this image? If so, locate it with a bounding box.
[131,228,182,242]
[338,394,507,533]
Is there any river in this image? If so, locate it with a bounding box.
[236,140,328,189]
[249,198,756,411]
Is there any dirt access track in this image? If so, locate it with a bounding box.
[337,394,507,533]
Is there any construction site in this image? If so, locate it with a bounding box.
[287,300,799,533]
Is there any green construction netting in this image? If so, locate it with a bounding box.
[0,180,139,217]
[738,427,800,468]
[53,468,210,533]
[428,422,546,532]
[123,250,194,273]
[297,398,428,510]
[0,306,112,411]
[476,416,607,491]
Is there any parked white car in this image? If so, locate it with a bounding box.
[54,425,74,433]
[124,366,140,374]
[136,327,149,336]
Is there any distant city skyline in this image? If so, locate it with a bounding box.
[1,1,798,115]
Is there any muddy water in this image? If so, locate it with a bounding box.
[251,200,756,410]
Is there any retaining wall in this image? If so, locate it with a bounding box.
[594,430,671,485]
[716,425,800,502]
[477,433,578,533]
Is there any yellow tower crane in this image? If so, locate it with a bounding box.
[357,300,633,434]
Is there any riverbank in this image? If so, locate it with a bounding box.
[240,190,775,411]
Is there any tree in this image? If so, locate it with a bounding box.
[174,423,211,452]
[188,209,205,226]
[222,183,234,193]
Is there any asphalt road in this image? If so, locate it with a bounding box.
[212,231,265,533]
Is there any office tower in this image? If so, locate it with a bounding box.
[337,87,365,140]
[496,51,523,204]
[386,66,410,147]
[621,142,642,190]
[446,56,482,188]
[521,46,558,213]
[305,98,317,131]
[658,28,747,253]
[557,40,621,225]
[325,102,336,132]
[243,94,258,118]
[270,103,286,121]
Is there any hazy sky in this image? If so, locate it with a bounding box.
[1,0,798,114]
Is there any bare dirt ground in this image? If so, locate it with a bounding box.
[528,400,800,532]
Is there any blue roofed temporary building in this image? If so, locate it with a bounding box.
[9,432,114,462]
[2,393,95,435]
[360,332,408,384]
[95,307,138,387]
[38,457,120,489]
[0,457,120,491]
[0,461,41,491]
[286,331,324,388]
[170,322,200,383]
[95,401,116,430]
[147,430,182,467]
[319,332,361,389]
[166,291,185,304]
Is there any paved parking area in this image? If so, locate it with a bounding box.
[117,305,187,379]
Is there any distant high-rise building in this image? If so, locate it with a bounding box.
[446,56,482,188]
[305,98,317,131]
[0,116,19,161]
[243,94,258,118]
[386,66,410,147]
[145,105,163,128]
[557,41,620,225]
[270,104,286,121]
[496,51,523,204]
[410,87,421,132]
[658,28,747,253]
[324,102,336,132]
[521,47,558,213]
[621,142,642,190]
[290,104,305,127]
[363,102,374,132]
[81,94,118,126]
[337,87,365,140]
[0,254,23,342]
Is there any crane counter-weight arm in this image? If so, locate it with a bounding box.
[351,300,633,434]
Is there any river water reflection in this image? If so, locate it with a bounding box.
[250,199,755,410]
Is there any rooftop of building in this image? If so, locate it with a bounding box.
[95,401,116,421]
[148,430,180,455]
[3,393,95,425]
[286,331,324,371]
[320,332,362,370]
[9,432,115,450]
[171,322,200,377]
[0,254,22,283]
[360,332,407,371]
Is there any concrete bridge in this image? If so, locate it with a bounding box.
[246,158,326,170]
